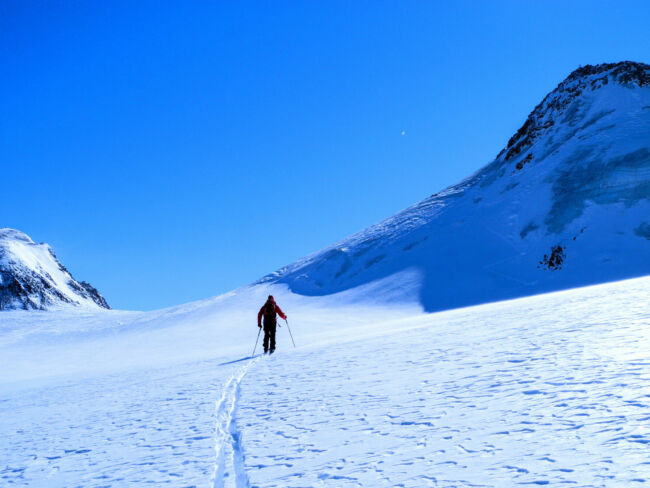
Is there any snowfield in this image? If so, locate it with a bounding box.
[2,275,649,487]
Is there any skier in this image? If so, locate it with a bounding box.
[257,295,287,354]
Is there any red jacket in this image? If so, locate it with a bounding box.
[258,300,286,326]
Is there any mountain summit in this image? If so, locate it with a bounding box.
[261,61,650,311]
[0,229,110,311]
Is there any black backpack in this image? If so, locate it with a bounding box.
[264,301,276,319]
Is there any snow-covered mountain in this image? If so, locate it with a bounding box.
[262,61,650,311]
[0,228,110,310]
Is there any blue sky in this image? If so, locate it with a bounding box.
[2,1,649,310]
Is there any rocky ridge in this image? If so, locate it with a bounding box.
[0,229,110,311]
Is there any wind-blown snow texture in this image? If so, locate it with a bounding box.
[261,61,650,312]
[1,277,649,486]
[0,229,109,311]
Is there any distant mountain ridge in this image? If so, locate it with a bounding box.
[260,61,650,311]
[0,228,110,311]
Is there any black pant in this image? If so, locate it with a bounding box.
[263,320,277,353]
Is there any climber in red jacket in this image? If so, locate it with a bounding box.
[257,295,287,354]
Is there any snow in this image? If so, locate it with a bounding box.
[0,273,421,386]
[2,275,650,486]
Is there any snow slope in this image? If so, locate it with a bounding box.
[0,274,419,386]
[1,276,649,487]
[261,62,650,312]
[0,229,109,311]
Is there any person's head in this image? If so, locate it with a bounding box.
[267,295,274,302]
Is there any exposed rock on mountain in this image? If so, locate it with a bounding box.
[0,229,110,311]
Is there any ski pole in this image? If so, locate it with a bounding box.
[252,327,262,356]
[284,318,296,348]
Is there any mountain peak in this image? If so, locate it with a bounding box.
[0,229,110,311]
[0,228,34,244]
[565,61,650,86]
[263,61,650,312]
[501,61,650,161]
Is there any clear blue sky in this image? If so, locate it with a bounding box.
[2,1,649,310]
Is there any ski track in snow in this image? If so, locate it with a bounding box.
[212,359,257,488]
[0,359,249,487]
